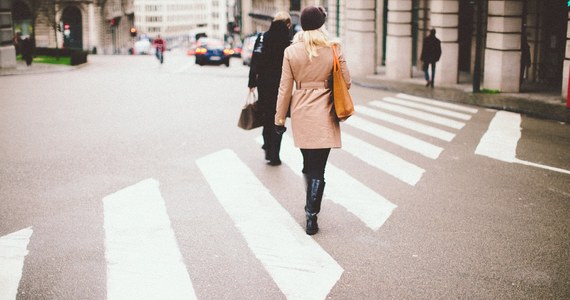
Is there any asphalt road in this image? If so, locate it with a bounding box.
[1,51,569,299]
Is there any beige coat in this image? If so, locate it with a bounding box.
[275,41,351,149]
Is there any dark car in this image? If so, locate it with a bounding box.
[194,38,232,67]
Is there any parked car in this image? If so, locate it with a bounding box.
[194,38,232,67]
[241,35,257,66]
[133,38,151,55]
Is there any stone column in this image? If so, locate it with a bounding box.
[562,12,570,99]
[430,0,459,84]
[344,0,376,76]
[0,0,16,69]
[386,0,412,79]
[241,0,253,35]
[483,0,523,93]
[88,3,98,52]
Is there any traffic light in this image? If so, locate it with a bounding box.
[130,27,137,37]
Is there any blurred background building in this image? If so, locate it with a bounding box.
[5,0,135,54]
[1,0,569,99]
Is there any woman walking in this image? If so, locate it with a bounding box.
[248,12,292,166]
[274,6,351,235]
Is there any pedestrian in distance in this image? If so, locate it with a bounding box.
[274,6,351,235]
[152,34,166,64]
[21,37,34,66]
[13,32,22,56]
[520,34,531,84]
[420,29,442,88]
[248,11,292,166]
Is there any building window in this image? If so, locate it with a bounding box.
[145,5,161,12]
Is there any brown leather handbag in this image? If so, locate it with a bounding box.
[332,45,354,121]
[237,90,263,130]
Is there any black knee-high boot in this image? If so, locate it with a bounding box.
[304,175,325,235]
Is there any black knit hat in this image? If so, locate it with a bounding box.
[300,6,327,31]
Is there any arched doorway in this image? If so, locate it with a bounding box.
[536,1,566,89]
[61,6,83,49]
[12,1,33,38]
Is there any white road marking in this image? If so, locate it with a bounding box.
[0,227,33,300]
[196,149,343,299]
[384,96,472,120]
[258,135,397,230]
[396,93,479,114]
[344,116,443,159]
[355,105,456,141]
[103,179,197,300]
[475,111,521,163]
[342,133,425,186]
[369,100,466,129]
[475,111,570,175]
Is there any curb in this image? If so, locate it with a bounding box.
[353,77,570,124]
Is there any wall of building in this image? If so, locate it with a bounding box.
[336,0,569,99]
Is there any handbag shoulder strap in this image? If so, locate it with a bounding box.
[331,44,340,72]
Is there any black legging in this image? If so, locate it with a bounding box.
[300,148,331,180]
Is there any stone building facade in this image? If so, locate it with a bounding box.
[9,0,135,55]
[330,0,570,98]
[240,0,569,99]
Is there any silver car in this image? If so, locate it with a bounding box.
[241,35,257,66]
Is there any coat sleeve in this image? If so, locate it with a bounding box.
[248,34,263,88]
[337,45,352,89]
[275,50,294,126]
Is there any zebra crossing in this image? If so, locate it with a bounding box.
[0,93,480,299]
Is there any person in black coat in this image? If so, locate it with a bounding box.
[21,37,34,66]
[420,29,442,88]
[248,12,292,166]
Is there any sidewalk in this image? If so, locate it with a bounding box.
[353,70,570,123]
[0,60,80,76]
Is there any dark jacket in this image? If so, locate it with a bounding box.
[247,21,291,116]
[420,34,442,63]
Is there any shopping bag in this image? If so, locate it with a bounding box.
[332,45,354,121]
[238,91,263,130]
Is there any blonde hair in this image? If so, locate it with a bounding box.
[273,11,292,27]
[293,26,339,60]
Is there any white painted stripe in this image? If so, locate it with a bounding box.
[356,105,455,141]
[0,227,33,300]
[475,111,521,163]
[103,179,197,300]
[384,96,472,120]
[345,116,443,159]
[475,111,570,175]
[516,159,570,175]
[396,93,479,114]
[343,133,425,186]
[369,100,465,129]
[258,135,397,231]
[196,149,343,299]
